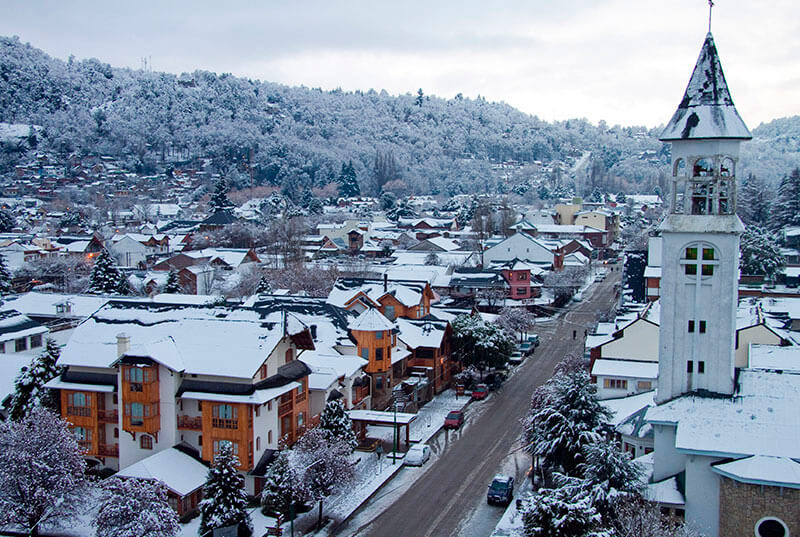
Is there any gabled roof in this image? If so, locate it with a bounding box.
[115,447,208,496]
[348,308,395,332]
[660,33,752,141]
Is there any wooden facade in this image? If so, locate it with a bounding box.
[120,364,160,437]
[200,401,253,470]
[278,378,311,446]
[352,329,393,375]
[407,325,454,393]
[61,389,119,459]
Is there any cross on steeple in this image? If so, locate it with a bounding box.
[708,0,714,33]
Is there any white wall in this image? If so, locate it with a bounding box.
[600,320,660,362]
[652,423,686,483]
[685,454,724,537]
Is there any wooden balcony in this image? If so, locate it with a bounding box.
[177,415,202,430]
[295,391,307,403]
[98,409,118,423]
[98,443,119,457]
[77,440,92,452]
[67,406,92,418]
[278,400,293,416]
[211,417,238,430]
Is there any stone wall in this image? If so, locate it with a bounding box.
[719,476,800,537]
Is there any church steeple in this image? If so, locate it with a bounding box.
[660,33,752,141]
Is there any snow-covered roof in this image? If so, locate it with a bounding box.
[3,292,120,319]
[643,266,661,279]
[396,318,448,349]
[602,390,656,427]
[116,447,208,496]
[299,352,367,382]
[181,382,299,405]
[0,309,48,341]
[348,409,417,425]
[348,308,395,332]
[591,359,658,380]
[646,475,685,506]
[44,377,116,393]
[391,346,411,364]
[0,354,33,404]
[711,455,800,489]
[328,277,429,310]
[647,369,800,458]
[660,33,751,141]
[748,344,800,372]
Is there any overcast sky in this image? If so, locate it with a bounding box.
[2,1,798,128]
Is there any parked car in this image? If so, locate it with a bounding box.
[404,443,431,466]
[471,384,489,400]
[487,475,514,505]
[529,334,540,347]
[444,410,465,429]
[594,273,605,282]
[573,291,584,302]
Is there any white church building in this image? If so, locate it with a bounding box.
[645,31,800,537]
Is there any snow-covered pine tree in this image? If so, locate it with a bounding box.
[8,338,62,421]
[255,275,272,295]
[451,314,515,372]
[209,178,233,214]
[738,173,772,227]
[739,225,785,279]
[87,248,123,294]
[0,208,15,233]
[164,270,182,294]
[521,486,604,537]
[198,442,253,536]
[577,442,644,518]
[260,451,303,518]
[116,271,132,295]
[336,161,360,198]
[0,253,12,294]
[0,407,87,535]
[318,399,357,451]
[774,168,800,230]
[94,478,179,537]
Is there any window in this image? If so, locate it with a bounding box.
[255,405,260,417]
[73,427,91,442]
[256,436,261,451]
[212,404,238,429]
[699,321,707,333]
[682,242,718,278]
[755,517,788,537]
[140,435,153,450]
[376,376,383,390]
[637,381,652,391]
[127,367,144,392]
[71,392,88,407]
[0,341,4,353]
[15,338,27,352]
[375,348,384,361]
[298,412,304,427]
[603,379,627,390]
[688,320,695,333]
[30,334,42,348]
[130,403,144,426]
[515,287,526,296]
[297,381,304,396]
[213,440,238,456]
[267,401,272,412]
[376,331,383,340]
[361,348,369,360]
[114,427,119,438]
[215,404,235,420]
[285,348,293,364]
[268,430,273,444]
[698,361,705,374]
[113,393,118,404]
[384,306,396,320]
[260,364,267,380]
[518,272,528,280]
[687,361,694,373]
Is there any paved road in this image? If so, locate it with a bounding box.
[337,268,622,537]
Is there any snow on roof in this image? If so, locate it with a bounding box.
[532,224,605,234]
[591,359,658,379]
[647,369,800,458]
[347,308,395,332]
[151,294,221,306]
[711,455,800,489]
[646,476,685,506]
[0,353,33,403]
[660,33,751,141]
[329,277,428,309]
[184,248,253,267]
[116,447,208,496]
[3,292,119,319]
[44,377,115,393]
[59,302,285,379]
[585,333,614,349]
[422,236,460,251]
[348,409,417,425]
[0,310,47,340]
[643,266,661,278]
[396,318,448,349]
[299,352,366,380]
[602,390,655,427]
[748,344,800,372]
[391,346,411,364]
[181,382,298,405]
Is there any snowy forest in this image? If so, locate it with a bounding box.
[2,35,799,200]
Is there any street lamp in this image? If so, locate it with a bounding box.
[392,398,398,465]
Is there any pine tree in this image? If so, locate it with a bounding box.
[577,442,644,518]
[8,338,63,421]
[87,249,123,294]
[198,442,253,536]
[94,478,179,537]
[740,225,784,279]
[256,276,272,295]
[415,88,424,107]
[774,168,800,230]
[260,451,300,518]
[164,270,182,294]
[116,271,132,296]
[0,208,15,233]
[336,161,360,198]
[318,400,357,451]
[738,173,772,227]
[522,486,602,537]
[209,178,233,214]
[0,253,12,294]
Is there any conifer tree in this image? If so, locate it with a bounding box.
[774,168,800,230]
[94,478,179,537]
[87,249,123,294]
[318,399,357,451]
[738,173,772,227]
[164,270,182,294]
[259,451,300,518]
[0,208,15,233]
[336,161,360,198]
[209,178,233,214]
[198,442,252,536]
[0,253,12,294]
[8,338,62,421]
[255,276,272,295]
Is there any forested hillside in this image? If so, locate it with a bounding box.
[1,35,797,198]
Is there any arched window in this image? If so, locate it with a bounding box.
[673,158,686,176]
[754,517,789,537]
[693,158,714,177]
[720,157,735,177]
[681,242,718,279]
[140,434,153,450]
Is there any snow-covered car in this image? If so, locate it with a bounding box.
[487,475,514,505]
[404,443,431,466]
[573,291,584,302]
[471,384,489,400]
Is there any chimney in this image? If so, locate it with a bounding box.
[383,273,388,293]
[116,333,131,358]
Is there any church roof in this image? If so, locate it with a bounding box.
[660,33,751,141]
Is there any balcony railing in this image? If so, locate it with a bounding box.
[295,391,306,403]
[98,443,119,457]
[67,406,92,417]
[98,409,118,423]
[278,401,293,416]
[211,417,238,430]
[77,440,92,452]
[177,415,203,430]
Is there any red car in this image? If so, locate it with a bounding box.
[471,384,489,401]
[444,410,465,429]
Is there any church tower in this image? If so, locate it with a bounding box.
[655,33,751,404]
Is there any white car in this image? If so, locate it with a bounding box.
[573,291,584,302]
[404,443,431,466]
